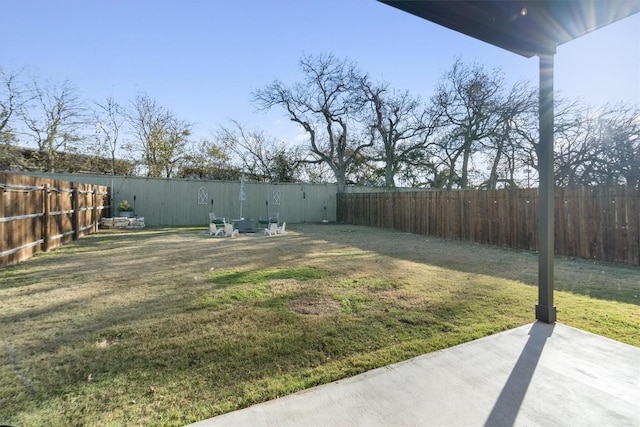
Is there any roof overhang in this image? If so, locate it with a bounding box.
[378,0,640,57]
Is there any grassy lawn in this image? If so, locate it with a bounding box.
[1,224,638,426]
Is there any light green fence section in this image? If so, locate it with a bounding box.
[9,173,341,226]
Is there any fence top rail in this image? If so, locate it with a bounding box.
[0,212,44,223]
[75,189,109,195]
[0,183,46,192]
[0,182,107,194]
[49,187,74,194]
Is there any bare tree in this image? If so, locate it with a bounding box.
[93,96,125,175]
[161,116,191,178]
[502,95,579,188]
[554,103,639,187]
[20,79,86,172]
[362,81,439,187]
[126,93,191,178]
[397,148,451,188]
[0,67,28,144]
[431,59,503,189]
[507,101,539,187]
[253,53,372,192]
[217,120,300,182]
[0,67,31,169]
[599,105,639,187]
[480,80,537,189]
[554,104,601,186]
[504,97,638,188]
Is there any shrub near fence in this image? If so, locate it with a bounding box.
[0,173,109,268]
[337,185,640,266]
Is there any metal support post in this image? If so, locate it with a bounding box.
[536,53,557,323]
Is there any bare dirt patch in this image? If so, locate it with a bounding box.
[95,338,117,349]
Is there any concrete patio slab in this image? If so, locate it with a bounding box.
[189,322,640,427]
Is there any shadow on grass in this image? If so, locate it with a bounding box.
[300,224,640,306]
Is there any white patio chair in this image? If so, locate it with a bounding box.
[276,222,287,234]
[209,218,226,237]
[224,222,239,237]
[264,222,278,236]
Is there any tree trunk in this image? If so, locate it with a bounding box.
[460,137,472,189]
[384,161,395,188]
[487,143,503,190]
[336,173,347,193]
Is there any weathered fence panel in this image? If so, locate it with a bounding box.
[337,186,639,266]
[0,173,109,267]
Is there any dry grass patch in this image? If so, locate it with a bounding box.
[0,224,638,426]
[288,295,342,315]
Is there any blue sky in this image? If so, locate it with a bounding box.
[3,0,639,145]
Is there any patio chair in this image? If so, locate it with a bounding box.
[224,222,239,237]
[264,222,278,236]
[277,222,287,234]
[209,218,226,237]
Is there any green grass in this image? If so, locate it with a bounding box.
[0,224,638,426]
[207,266,329,285]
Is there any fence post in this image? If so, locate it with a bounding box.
[106,188,112,218]
[93,187,99,232]
[72,184,80,240]
[43,183,50,251]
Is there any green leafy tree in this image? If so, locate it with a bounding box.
[179,137,240,180]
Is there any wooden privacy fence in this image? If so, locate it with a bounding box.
[0,173,109,268]
[337,186,640,266]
